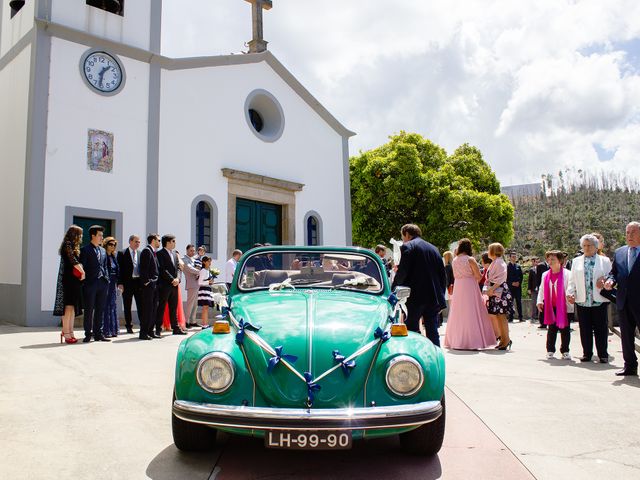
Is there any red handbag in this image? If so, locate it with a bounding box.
[72,266,83,279]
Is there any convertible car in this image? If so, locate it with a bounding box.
[172,246,445,454]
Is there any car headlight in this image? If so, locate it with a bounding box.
[197,352,235,393]
[385,355,424,396]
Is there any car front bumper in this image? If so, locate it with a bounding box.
[172,399,442,431]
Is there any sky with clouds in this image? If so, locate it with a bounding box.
[162,0,640,186]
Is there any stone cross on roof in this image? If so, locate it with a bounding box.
[245,0,273,53]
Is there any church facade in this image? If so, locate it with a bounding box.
[0,0,354,326]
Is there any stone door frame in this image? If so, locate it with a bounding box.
[222,168,304,259]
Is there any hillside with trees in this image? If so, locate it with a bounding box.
[510,171,640,258]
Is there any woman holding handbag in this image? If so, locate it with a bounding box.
[53,225,85,344]
[485,243,514,350]
[567,234,612,362]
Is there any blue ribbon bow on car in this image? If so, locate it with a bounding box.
[304,371,321,406]
[235,318,261,345]
[387,292,399,307]
[374,326,390,343]
[267,346,298,373]
[332,350,356,377]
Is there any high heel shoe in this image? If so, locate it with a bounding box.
[497,340,512,351]
[60,331,78,344]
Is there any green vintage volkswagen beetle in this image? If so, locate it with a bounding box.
[172,246,445,454]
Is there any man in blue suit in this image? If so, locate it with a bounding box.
[79,225,110,342]
[605,221,640,376]
[392,224,447,346]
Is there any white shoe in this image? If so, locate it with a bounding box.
[562,352,571,360]
[546,352,554,359]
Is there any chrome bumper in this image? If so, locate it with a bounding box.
[173,399,442,431]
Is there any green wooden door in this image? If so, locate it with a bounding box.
[72,216,113,248]
[235,198,282,253]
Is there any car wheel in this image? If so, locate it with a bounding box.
[172,391,217,451]
[399,394,446,456]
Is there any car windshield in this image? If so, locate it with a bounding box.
[237,250,384,294]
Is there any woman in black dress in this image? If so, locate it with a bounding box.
[53,225,85,344]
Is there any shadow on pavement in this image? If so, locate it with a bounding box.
[208,432,443,480]
[20,342,69,350]
[612,376,640,388]
[146,433,443,480]
[146,444,221,480]
[111,337,145,344]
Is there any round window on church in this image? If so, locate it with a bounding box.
[244,89,285,142]
[248,109,264,132]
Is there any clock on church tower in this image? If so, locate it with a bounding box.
[80,50,126,95]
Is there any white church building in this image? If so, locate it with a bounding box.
[0,0,354,326]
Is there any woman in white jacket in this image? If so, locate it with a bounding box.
[566,234,612,363]
[537,251,573,359]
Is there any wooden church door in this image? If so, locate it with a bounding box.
[235,198,282,253]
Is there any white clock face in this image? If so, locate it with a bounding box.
[83,52,123,93]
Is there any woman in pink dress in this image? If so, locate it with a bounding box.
[444,239,496,350]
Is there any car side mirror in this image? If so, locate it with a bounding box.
[212,282,229,295]
[394,286,411,300]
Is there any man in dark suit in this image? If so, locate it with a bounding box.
[392,224,447,346]
[535,258,550,328]
[79,225,110,343]
[155,234,187,336]
[117,234,142,334]
[507,252,524,322]
[139,233,160,340]
[605,221,640,376]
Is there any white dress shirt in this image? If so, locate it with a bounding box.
[225,258,238,283]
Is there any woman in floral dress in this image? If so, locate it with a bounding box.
[485,242,514,350]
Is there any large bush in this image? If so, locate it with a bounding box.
[350,132,514,250]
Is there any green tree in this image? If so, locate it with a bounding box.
[350,132,514,251]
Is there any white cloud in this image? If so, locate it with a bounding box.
[162,0,640,185]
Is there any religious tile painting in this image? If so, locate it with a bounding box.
[87,129,114,173]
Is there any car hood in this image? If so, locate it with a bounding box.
[231,289,390,408]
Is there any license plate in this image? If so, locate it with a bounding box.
[265,430,352,450]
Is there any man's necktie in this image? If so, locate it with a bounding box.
[629,246,638,271]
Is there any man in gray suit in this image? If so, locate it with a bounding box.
[182,244,201,328]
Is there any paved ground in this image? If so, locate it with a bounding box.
[0,320,638,479]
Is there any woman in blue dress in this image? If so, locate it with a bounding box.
[103,237,120,337]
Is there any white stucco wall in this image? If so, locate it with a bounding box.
[50,0,153,52]
[40,37,150,310]
[0,0,35,57]
[158,60,347,274]
[0,45,30,284]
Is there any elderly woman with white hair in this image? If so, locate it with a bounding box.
[566,234,612,363]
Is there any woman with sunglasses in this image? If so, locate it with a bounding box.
[102,237,120,338]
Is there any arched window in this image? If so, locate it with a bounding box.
[303,211,323,246]
[191,195,218,259]
[307,216,318,246]
[196,201,211,252]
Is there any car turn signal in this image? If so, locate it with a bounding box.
[213,320,231,334]
[391,324,408,336]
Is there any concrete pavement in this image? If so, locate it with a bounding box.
[442,320,640,479]
[0,320,638,479]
